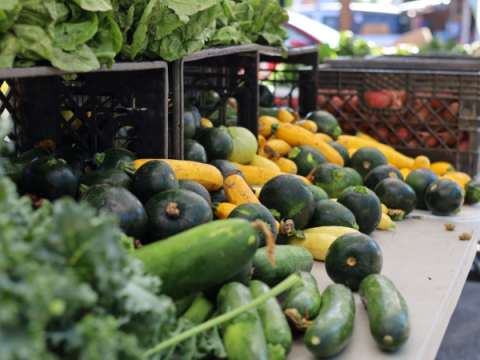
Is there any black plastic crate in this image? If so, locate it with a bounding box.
[316,59,480,176]
[0,62,169,158]
[259,46,318,117]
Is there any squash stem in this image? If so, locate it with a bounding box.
[142,274,303,358]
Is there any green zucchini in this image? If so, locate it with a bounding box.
[180,294,216,325]
[282,271,321,322]
[217,282,269,360]
[308,199,359,230]
[359,274,410,351]
[252,245,313,286]
[79,169,132,190]
[131,218,259,300]
[305,284,355,358]
[174,294,196,317]
[308,163,350,198]
[204,260,253,301]
[325,232,382,291]
[249,280,292,359]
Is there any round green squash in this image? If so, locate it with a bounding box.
[405,168,439,210]
[465,180,480,205]
[184,139,207,163]
[288,145,327,177]
[308,163,350,199]
[374,178,417,219]
[210,188,227,204]
[258,174,314,230]
[50,147,90,178]
[259,84,275,107]
[328,141,349,166]
[308,184,330,202]
[197,127,233,161]
[364,165,404,191]
[344,167,363,187]
[178,179,211,206]
[309,200,359,230]
[132,160,179,204]
[184,103,202,139]
[94,148,137,171]
[349,147,388,180]
[80,184,148,240]
[79,169,131,190]
[210,159,245,181]
[325,232,383,291]
[21,156,78,200]
[144,189,212,243]
[306,110,341,139]
[337,186,382,235]
[228,203,277,247]
[425,179,464,216]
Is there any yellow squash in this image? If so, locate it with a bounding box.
[258,116,280,138]
[251,185,262,198]
[337,135,414,169]
[201,118,213,128]
[133,159,223,191]
[431,161,455,176]
[277,109,296,123]
[347,148,357,157]
[272,157,298,174]
[268,134,278,141]
[213,202,236,219]
[288,232,338,261]
[303,226,359,237]
[440,171,471,189]
[378,213,396,230]
[356,131,380,143]
[223,173,261,205]
[399,168,411,179]
[272,123,344,166]
[258,134,267,148]
[275,220,280,233]
[412,155,430,170]
[314,133,333,142]
[296,120,318,133]
[258,139,292,157]
[381,203,388,214]
[234,164,311,185]
[248,155,281,171]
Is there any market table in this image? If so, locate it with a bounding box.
[286,217,477,360]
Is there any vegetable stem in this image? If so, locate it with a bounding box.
[143,274,303,358]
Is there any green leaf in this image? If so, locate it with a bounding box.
[290,229,305,239]
[69,0,113,12]
[130,0,157,60]
[13,24,52,61]
[222,0,235,20]
[55,3,70,23]
[51,44,100,72]
[166,0,217,21]
[0,0,19,11]
[176,3,221,40]
[17,0,57,32]
[0,33,17,69]
[54,12,98,51]
[209,26,241,46]
[153,7,183,40]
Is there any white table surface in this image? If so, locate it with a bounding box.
[286,217,478,360]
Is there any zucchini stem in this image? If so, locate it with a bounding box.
[143,274,303,358]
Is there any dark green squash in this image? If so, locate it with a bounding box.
[345,167,363,187]
[228,203,277,247]
[179,179,211,206]
[131,160,179,204]
[425,179,464,216]
[0,147,50,185]
[288,145,327,177]
[307,163,350,198]
[374,178,417,219]
[144,189,212,243]
[80,184,148,240]
[405,168,439,210]
[197,127,233,161]
[184,139,207,163]
[465,180,480,205]
[210,188,227,204]
[184,103,202,139]
[79,169,131,190]
[309,200,359,230]
[306,110,341,139]
[210,159,245,181]
[364,165,404,191]
[258,174,314,230]
[51,147,91,178]
[325,233,383,291]
[21,156,78,200]
[349,147,388,180]
[337,186,382,235]
[93,148,137,175]
[308,184,330,202]
[259,84,275,107]
[328,141,349,166]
